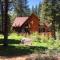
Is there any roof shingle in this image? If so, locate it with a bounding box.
[12,17,28,27]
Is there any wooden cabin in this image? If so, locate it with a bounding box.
[12,13,52,37]
[40,21,52,37]
[12,13,40,33]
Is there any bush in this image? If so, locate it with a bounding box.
[8,33,24,40]
[28,32,60,54]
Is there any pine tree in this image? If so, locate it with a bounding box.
[51,0,56,39]
[0,0,1,15]
[13,0,30,17]
[40,0,56,39]
[40,0,52,22]
[51,0,60,39]
[2,0,8,46]
[0,0,2,32]
[31,5,41,17]
[38,3,42,18]
[31,6,36,14]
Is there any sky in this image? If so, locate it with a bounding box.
[9,0,43,15]
[28,0,43,8]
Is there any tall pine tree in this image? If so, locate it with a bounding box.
[40,0,52,22]
[13,0,30,17]
[40,0,56,39]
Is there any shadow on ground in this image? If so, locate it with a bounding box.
[0,39,20,44]
[0,39,48,58]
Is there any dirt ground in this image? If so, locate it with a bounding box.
[0,53,60,60]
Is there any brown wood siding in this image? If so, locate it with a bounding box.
[12,13,40,33]
[28,15,40,33]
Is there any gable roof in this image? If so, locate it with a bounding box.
[29,13,40,20]
[12,13,40,27]
[12,17,28,27]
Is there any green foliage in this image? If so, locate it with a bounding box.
[40,0,60,29]
[31,3,42,18]
[0,34,4,39]
[0,33,24,40]
[40,0,52,22]
[8,33,24,40]
[13,0,30,16]
[28,32,60,52]
[0,32,60,51]
[0,32,60,56]
[0,16,2,32]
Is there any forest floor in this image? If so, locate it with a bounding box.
[0,45,59,60]
[0,33,60,60]
[0,53,60,60]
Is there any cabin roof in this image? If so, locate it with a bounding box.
[12,17,28,27]
[12,13,40,27]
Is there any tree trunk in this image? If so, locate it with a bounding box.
[3,0,8,46]
[51,0,56,40]
[52,20,56,40]
[1,2,3,34]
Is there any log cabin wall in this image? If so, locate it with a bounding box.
[12,13,40,33]
[28,14,40,33]
[18,14,40,33]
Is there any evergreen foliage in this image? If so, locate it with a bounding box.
[13,0,30,17]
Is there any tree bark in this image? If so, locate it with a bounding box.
[52,0,56,40]
[3,0,8,46]
[52,20,56,40]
